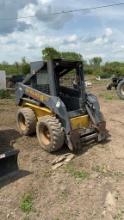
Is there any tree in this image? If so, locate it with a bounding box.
[14,62,20,74]
[42,47,61,60]
[89,57,102,75]
[102,62,124,77]
[21,57,30,75]
[61,51,83,61]
[42,47,83,62]
[89,57,102,67]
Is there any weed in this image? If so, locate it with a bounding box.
[92,164,108,174]
[20,193,33,214]
[113,171,124,178]
[58,189,69,202]
[92,165,124,178]
[99,92,115,100]
[114,209,124,220]
[105,94,113,100]
[64,163,89,180]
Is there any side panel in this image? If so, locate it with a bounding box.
[22,102,53,119]
[70,115,90,130]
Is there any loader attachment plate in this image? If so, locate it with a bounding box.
[0,150,19,178]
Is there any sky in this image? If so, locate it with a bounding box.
[0,0,124,63]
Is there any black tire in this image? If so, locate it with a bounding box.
[17,108,36,135]
[117,80,124,100]
[106,83,112,90]
[36,116,64,152]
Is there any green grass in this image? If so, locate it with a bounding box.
[0,90,11,99]
[92,164,108,174]
[64,163,89,180]
[104,94,114,100]
[20,193,33,214]
[99,92,117,100]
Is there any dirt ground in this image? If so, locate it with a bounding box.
[0,83,124,220]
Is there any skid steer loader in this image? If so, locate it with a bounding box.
[16,59,107,152]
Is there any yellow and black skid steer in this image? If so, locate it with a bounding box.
[16,59,107,152]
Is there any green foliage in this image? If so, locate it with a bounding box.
[42,47,61,60]
[98,72,112,79]
[42,47,83,62]
[61,51,83,61]
[21,57,30,75]
[0,90,11,99]
[103,62,124,77]
[0,58,30,75]
[84,66,93,75]
[0,63,20,75]
[89,57,102,67]
[20,193,33,214]
[1,47,124,78]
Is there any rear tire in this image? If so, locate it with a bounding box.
[17,108,36,135]
[36,116,64,152]
[117,80,124,100]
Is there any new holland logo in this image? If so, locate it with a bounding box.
[25,88,49,102]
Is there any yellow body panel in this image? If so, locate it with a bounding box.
[70,115,90,130]
[25,87,50,102]
[23,102,53,119]
[22,102,90,130]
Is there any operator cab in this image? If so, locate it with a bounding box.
[25,59,85,112]
[54,60,84,112]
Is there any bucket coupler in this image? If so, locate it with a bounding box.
[0,150,19,178]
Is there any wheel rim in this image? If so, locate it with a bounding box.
[120,85,124,96]
[39,124,51,146]
[18,113,26,131]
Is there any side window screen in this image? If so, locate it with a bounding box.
[37,71,49,85]
[59,69,77,89]
[36,70,50,94]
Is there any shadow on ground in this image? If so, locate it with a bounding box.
[52,135,111,157]
[0,170,31,189]
[0,129,21,153]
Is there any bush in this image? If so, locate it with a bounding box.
[0,90,11,99]
[98,72,111,79]
[84,68,93,75]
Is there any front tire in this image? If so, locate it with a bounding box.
[36,116,64,152]
[17,108,36,135]
[117,80,124,100]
